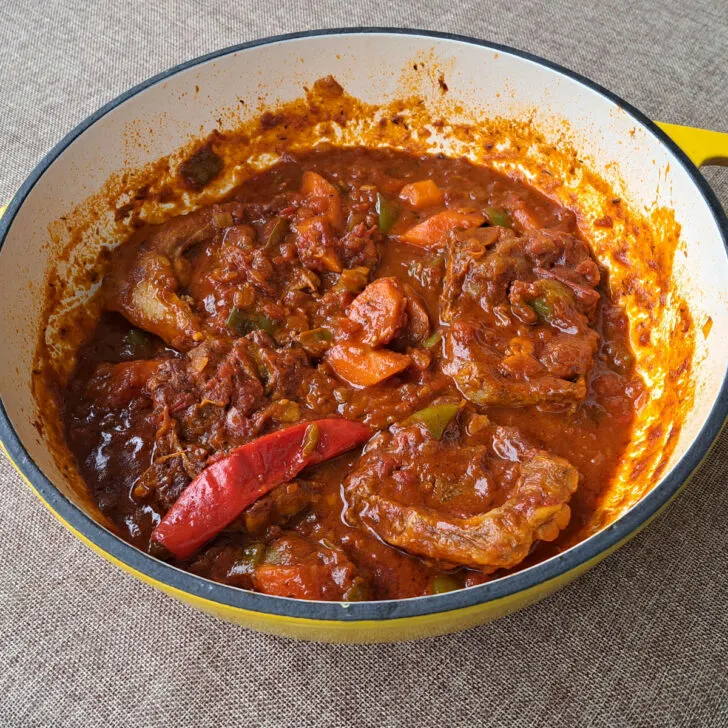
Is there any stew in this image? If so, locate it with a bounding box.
[61,147,643,600]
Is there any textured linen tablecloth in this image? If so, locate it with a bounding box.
[1,1,727,726]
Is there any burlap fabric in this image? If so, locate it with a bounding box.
[1,1,726,726]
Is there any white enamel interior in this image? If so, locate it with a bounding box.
[1,32,726,537]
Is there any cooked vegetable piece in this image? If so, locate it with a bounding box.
[335,267,370,293]
[527,280,573,324]
[300,171,344,231]
[530,297,553,322]
[65,145,641,603]
[326,343,411,387]
[399,180,443,209]
[408,401,462,439]
[262,542,286,565]
[453,226,501,248]
[484,207,513,228]
[430,574,462,594]
[301,170,338,198]
[226,308,276,336]
[401,209,486,246]
[422,330,442,349]
[293,215,343,273]
[265,217,288,248]
[151,419,372,559]
[252,564,315,598]
[343,579,371,602]
[347,277,407,347]
[238,543,265,569]
[376,193,400,233]
[301,422,320,457]
[271,399,302,423]
[252,533,362,600]
[179,145,224,190]
[296,328,333,357]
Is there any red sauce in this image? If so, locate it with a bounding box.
[61,147,643,600]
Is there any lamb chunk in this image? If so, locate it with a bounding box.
[345,421,578,572]
[441,227,601,408]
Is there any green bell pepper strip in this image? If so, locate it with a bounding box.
[376,193,400,233]
[408,401,462,439]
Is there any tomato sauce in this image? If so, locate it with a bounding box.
[61,147,643,600]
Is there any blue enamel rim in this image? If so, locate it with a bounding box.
[1,28,727,624]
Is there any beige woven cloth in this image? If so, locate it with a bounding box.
[1,1,727,726]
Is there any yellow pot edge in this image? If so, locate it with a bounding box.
[655,122,728,168]
[3,437,686,643]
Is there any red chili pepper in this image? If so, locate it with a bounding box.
[151,419,371,560]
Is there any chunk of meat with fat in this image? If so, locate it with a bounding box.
[104,202,244,350]
[359,451,576,570]
[244,330,311,400]
[442,227,600,323]
[144,332,315,450]
[345,423,578,572]
[134,416,206,510]
[441,226,601,407]
[443,319,593,407]
[401,285,431,344]
[237,480,313,536]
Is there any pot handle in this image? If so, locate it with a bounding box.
[656,122,728,167]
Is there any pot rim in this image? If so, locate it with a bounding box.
[1,27,726,623]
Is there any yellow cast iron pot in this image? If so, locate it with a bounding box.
[1,29,727,643]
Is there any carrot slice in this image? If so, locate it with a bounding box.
[347,277,407,347]
[400,209,486,246]
[326,343,411,387]
[253,564,315,599]
[294,215,342,273]
[253,564,326,600]
[300,171,343,231]
[399,180,444,209]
